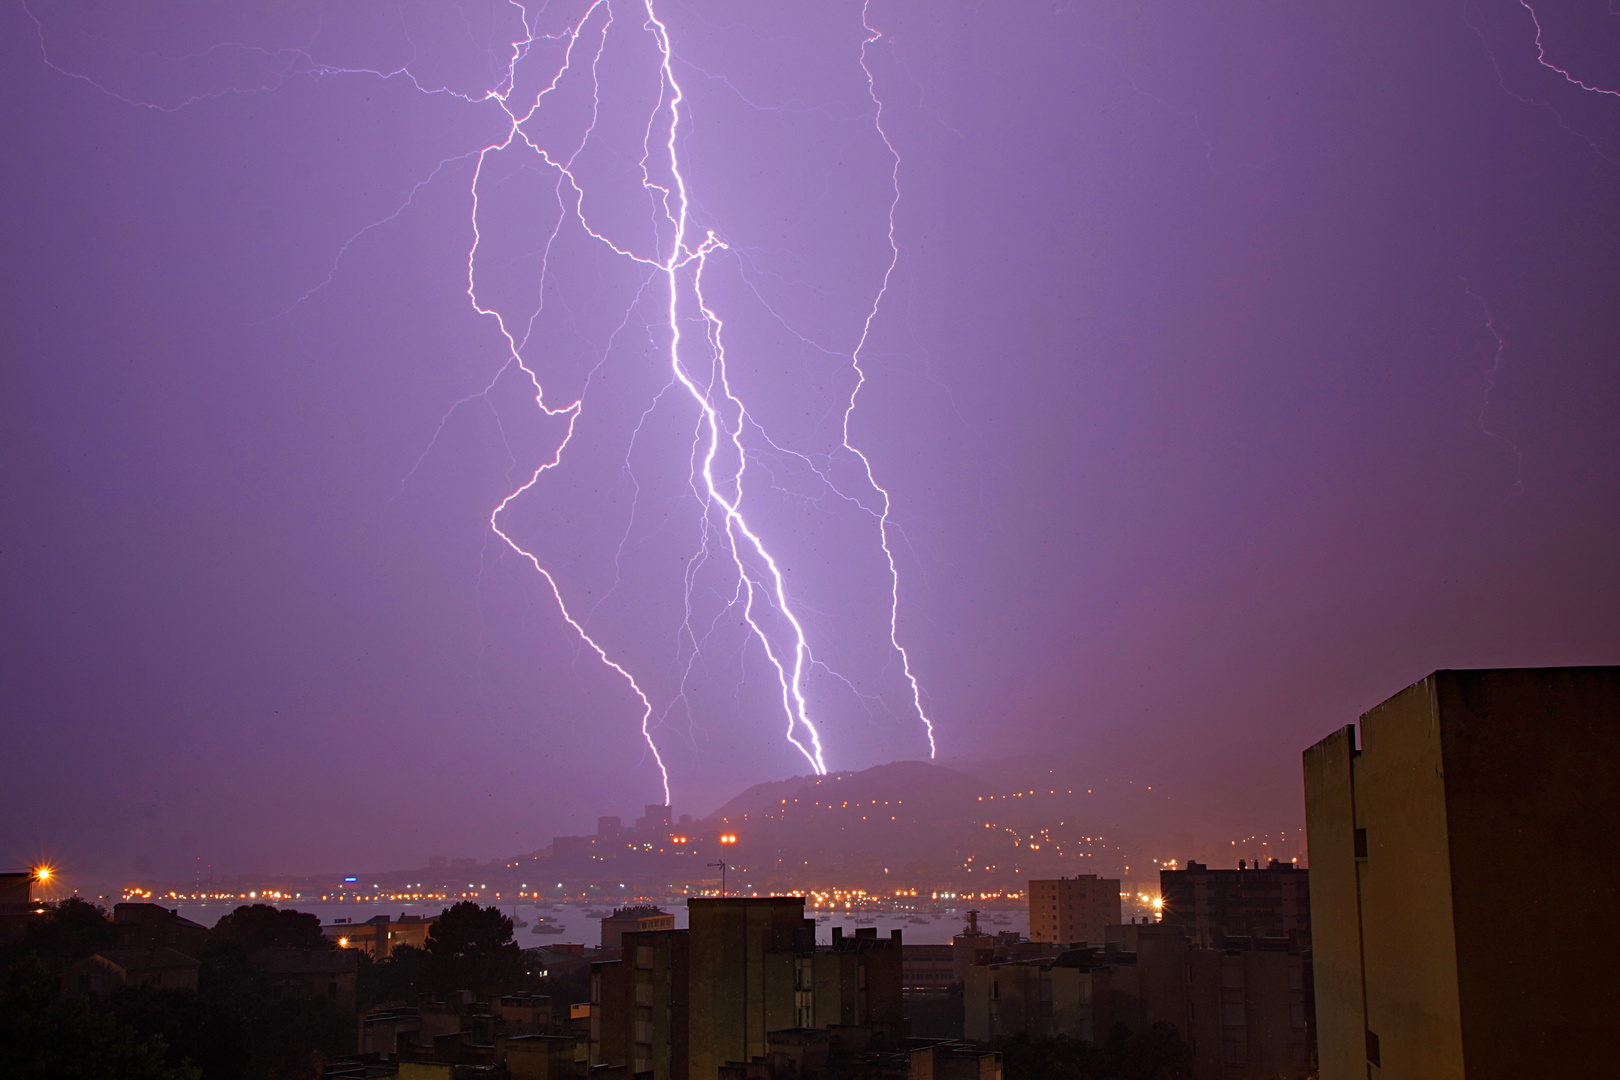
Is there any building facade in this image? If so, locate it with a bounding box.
[112,902,208,955]
[1303,667,1620,1080]
[591,898,905,1080]
[65,947,201,996]
[600,905,676,952]
[324,912,436,959]
[1158,862,1309,947]
[963,924,1312,1080]
[1027,876,1122,946]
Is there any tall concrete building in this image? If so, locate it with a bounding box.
[591,899,905,1080]
[1027,876,1122,945]
[1303,667,1620,1080]
[594,927,690,1079]
[1158,861,1310,947]
[687,896,810,1077]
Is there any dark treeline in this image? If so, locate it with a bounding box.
[0,898,559,1080]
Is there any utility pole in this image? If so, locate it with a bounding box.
[708,861,728,897]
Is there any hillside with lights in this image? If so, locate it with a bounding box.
[105,756,1305,906]
[701,756,1304,897]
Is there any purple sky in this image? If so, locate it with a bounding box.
[4,1,1618,883]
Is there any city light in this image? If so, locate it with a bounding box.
[719,834,738,845]
[32,865,52,882]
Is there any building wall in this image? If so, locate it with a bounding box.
[1027,877,1121,945]
[1357,676,1466,1079]
[1301,724,1364,1080]
[507,1035,584,1080]
[1437,668,1620,1077]
[1306,679,1468,1080]
[1132,925,1189,1036]
[591,959,630,1069]
[602,908,677,951]
[1158,865,1310,946]
[626,929,689,1080]
[1305,667,1620,1080]
[964,961,1096,1044]
[686,897,805,1079]
[902,944,956,994]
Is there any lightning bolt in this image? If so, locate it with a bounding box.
[1467,1,1620,166]
[1519,1,1620,99]
[24,0,941,802]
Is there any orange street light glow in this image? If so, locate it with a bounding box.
[33,866,52,882]
[719,834,738,844]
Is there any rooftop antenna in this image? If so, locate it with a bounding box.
[708,861,728,898]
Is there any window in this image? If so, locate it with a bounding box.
[1366,1030,1381,1067]
[1354,828,1368,859]
[1288,966,1303,991]
[1290,1004,1306,1030]
[1221,966,1244,988]
[1222,1002,1245,1027]
[636,946,654,970]
[1223,1039,1247,1065]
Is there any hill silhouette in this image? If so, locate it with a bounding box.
[702,754,1305,890]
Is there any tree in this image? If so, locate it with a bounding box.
[208,905,328,952]
[422,902,526,997]
[0,897,118,976]
[0,954,201,1080]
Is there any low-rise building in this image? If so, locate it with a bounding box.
[325,912,437,959]
[962,924,1312,1080]
[600,905,676,952]
[359,1002,422,1059]
[65,947,200,996]
[508,1034,587,1080]
[909,1040,1003,1080]
[112,902,208,955]
[250,947,358,1011]
[0,870,39,944]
